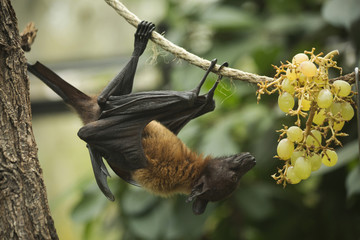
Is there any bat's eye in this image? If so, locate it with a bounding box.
[231,175,238,182]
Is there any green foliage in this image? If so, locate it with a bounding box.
[70,0,360,239]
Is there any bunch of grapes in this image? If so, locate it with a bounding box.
[257,48,355,186]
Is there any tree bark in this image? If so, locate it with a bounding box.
[0,1,58,239]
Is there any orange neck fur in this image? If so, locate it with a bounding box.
[132,121,210,196]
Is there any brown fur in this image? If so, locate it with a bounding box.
[75,95,101,124]
[132,121,210,197]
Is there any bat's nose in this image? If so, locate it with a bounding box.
[231,152,256,172]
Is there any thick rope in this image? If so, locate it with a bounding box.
[104,0,355,84]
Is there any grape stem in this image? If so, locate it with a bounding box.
[304,102,317,138]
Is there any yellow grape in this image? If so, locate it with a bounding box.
[314,76,325,84]
[293,157,312,180]
[287,166,301,184]
[286,68,298,81]
[341,102,354,121]
[306,130,322,148]
[287,126,303,143]
[281,78,295,94]
[333,80,351,97]
[332,120,345,131]
[317,89,333,108]
[291,150,305,165]
[300,98,311,111]
[313,109,327,125]
[308,153,322,171]
[278,92,295,113]
[298,73,307,85]
[292,53,309,65]
[322,150,338,167]
[299,61,317,77]
[277,138,294,160]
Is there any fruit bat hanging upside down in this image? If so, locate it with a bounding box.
[27,21,255,215]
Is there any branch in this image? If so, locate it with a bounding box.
[20,22,38,52]
[104,0,355,85]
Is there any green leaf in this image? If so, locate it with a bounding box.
[199,116,239,155]
[71,184,108,222]
[121,187,160,216]
[236,183,280,220]
[127,200,172,239]
[346,166,360,198]
[202,6,257,30]
[322,0,360,29]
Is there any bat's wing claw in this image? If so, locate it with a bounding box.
[87,145,115,201]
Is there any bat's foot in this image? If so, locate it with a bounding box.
[133,20,156,56]
[205,61,229,99]
[193,59,218,95]
[136,20,155,40]
[193,60,229,103]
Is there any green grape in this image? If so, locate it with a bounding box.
[293,157,312,180]
[291,150,305,165]
[300,98,311,111]
[313,109,327,125]
[281,78,295,94]
[299,61,317,77]
[330,102,342,116]
[317,89,333,108]
[292,53,309,65]
[308,153,322,171]
[306,130,322,148]
[287,126,303,143]
[341,102,354,121]
[277,138,294,160]
[333,80,351,97]
[322,150,338,167]
[278,92,295,113]
[287,166,301,184]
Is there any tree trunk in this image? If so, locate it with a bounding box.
[0,1,58,239]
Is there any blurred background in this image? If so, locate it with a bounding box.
[12,0,360,239]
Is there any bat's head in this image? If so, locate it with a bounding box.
[187,152,255,215]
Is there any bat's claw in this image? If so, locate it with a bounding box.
[214,61,228,83]
[205,61,229,101]
[136,20,155,40]
[193,59,218,96]
[210,59,218,67]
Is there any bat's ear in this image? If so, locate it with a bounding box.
[186,176,209,203]
[186,176,210,214]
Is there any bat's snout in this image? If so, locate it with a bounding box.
[229,152,256,173]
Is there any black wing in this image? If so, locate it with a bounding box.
[78,86,217,169]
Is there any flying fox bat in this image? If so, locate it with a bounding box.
[28,21,255,215]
